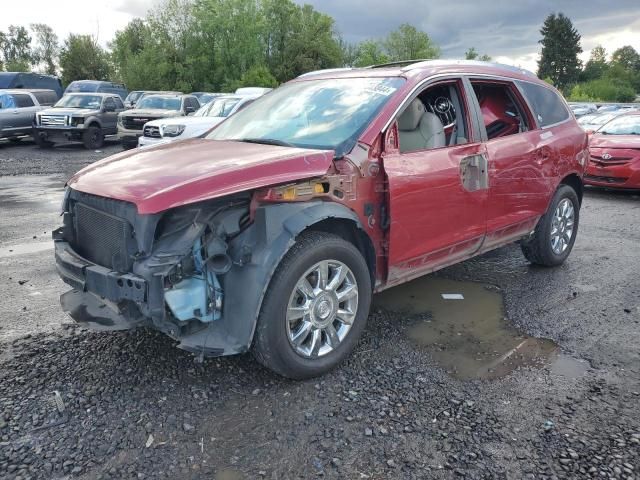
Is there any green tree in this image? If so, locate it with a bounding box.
[581,45,608,81]
[537,13,582,91]
[569,78,635,102]
[384,24,440,61]
[0,31,5,70]
[30,23,59,74]
[59,34,112,85]
[464,47,491,61]
[354,40,388,67]
[223,64,278,91]
[610,45,640,72]
[339,38,359,67]
[1,25,32,71]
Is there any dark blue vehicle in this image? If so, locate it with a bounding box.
[64,80,128,100]
[0,72,63,99]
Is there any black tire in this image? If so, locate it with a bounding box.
[33,132,54,148]
[253,232,372,379]
[83,125,104,149]
[521,184,580,266]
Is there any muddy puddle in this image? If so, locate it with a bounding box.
[374,277,588,381]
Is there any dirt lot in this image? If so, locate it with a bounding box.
[0,140,639,479]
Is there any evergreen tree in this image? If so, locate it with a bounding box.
[537,13,582,91]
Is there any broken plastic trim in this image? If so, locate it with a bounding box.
[164,238,223,323]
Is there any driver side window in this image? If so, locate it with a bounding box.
[398,81,471,153]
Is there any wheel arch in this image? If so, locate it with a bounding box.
[218,201,374,353]
[559,173,583,205]
[85,118,102,129]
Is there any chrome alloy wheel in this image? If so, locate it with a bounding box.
[550,198,575,255]
[286,260,359,358]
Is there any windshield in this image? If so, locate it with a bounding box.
[579,113,617,126]
[207,77,405,157]
[126,91,143,103]
[598,115,640,135]
[54,94,103,109]
[196,97,242,117]
[66,82,99,93]
[136,96,182,110]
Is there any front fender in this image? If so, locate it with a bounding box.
[213,201,364,353]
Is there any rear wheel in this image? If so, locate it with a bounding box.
[253,232,372,379]
[83,126,104,149]
[521,185,580,266]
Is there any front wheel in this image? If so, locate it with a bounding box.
[253,232,372,379]
[83,126,104,149]
[521,184,580,266]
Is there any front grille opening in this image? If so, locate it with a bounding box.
[72,203,131,271]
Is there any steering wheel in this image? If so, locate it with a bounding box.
[425,96,456,128]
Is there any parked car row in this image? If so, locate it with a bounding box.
[569,101,639,118]
[1,84,271,149]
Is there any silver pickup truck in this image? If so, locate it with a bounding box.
[0,89,57,142]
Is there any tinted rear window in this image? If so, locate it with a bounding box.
[14,93,35,108]
[517,82,570,128]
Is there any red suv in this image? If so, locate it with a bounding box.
[54,61,588,378]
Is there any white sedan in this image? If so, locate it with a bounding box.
[138,94,260,147]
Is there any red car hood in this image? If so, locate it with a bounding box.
[68,139,334,214]
[590,134,640,150]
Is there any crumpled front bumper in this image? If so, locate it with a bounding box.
[53,228,241,357]
[54,233,148,331]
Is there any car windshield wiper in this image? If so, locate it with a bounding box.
[236,138,295,148]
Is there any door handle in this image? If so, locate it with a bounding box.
[12,110,20,114]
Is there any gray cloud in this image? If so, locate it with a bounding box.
[296,0,640,60]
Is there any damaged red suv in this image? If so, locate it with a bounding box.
[54,61,587,378]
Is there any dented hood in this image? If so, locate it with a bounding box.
[68,138,334,214]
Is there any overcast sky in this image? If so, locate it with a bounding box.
[2,0,639,72]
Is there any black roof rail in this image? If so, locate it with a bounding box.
[365,59,432,69]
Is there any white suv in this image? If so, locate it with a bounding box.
[138,94,261,148]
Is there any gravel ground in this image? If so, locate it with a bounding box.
[0,141,639,479]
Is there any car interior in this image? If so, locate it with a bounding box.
[397,82,469,153]
[472,82,530,139]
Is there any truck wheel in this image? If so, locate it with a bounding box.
[253,232,372,379]
[83,126,104,149]
[33,133,54,148]
[521,184,580,267]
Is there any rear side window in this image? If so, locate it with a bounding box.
[517,82,570,128]
[103,97,116,110]
[14,94,35,108]
[33,91,56,106]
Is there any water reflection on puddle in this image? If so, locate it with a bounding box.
[374,277,588,380]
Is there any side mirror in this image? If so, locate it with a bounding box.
[185,106,195,114]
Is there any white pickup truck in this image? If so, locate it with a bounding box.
[138,94,263,148]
